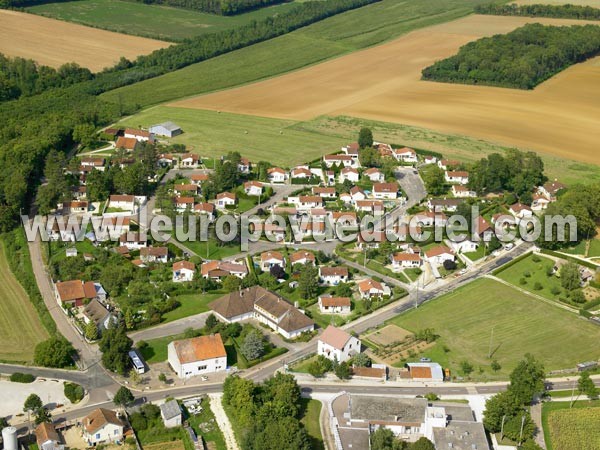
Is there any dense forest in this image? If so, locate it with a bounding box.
[0,0,287,14]
[0,54,92,101]
[0,0,378,231]
[475,3,600,20]
[422,23,600,89]
[130,0,286,15]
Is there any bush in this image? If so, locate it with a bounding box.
[129,412,147,431]
[9,372,35,383]
[532,255,541,263]
[533,282,543,291]
[519,278,527,285]
[64,382,85,403]
[524,271,531,278]
[551,286,561,296]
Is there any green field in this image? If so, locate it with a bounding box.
[389,278,600,380]
[101,0,482,107]
[543,400,600,450]
[495,254,566,302]
[121,106,600,183]
[0,242,49,363]
[118,106,346,166]
[162,292,223,323]
[27,0,300,42]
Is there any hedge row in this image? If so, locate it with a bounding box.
[10,372,35,383]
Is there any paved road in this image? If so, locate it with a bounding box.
[339,256,409,289]
[27,234,114,393]
[129,312,211,343]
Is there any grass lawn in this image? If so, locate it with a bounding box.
[117,106,346,167]
[561,239,588,256]
[27,0,300,42]
[404,268,422,282]
[101,0,483,107]
[542,399,600,450]
[178,237,241,260]
[389,278,600,380]
[162,292,222,323]
[0,242,50,363]
[290,354,319,374]
[496,254,565,302]
[308,304,350,329]
[300,398,324,450]
[139,334,173,363]
[463,245,487,262]
[366,259,410,284]
[588,239,600,258]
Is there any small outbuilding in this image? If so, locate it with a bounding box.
[149,121,182,138]
[160,399,182,428]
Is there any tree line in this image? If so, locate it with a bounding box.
[475,3,600,21]
[422,24,600,89]
[129,0,286,15]
[0,54,92,102]
[0,0,378,232]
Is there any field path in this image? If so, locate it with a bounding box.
[0,10,169,71]
[208,393,241,450]
[172,14,600,165]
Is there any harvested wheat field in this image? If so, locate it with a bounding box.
[173,14,600,165]
[0,10,169,71]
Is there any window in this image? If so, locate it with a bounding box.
[114,430,119,435]
[96,434,100,439]
[198,365,207,371]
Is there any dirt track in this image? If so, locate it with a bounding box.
[171,15,600,165]
[0,10,169,71]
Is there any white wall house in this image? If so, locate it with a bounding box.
[180,153,200,168]
[168,334,227,379]
[318,325,361,363]
[339,167,360,183]
[391,252,422,269]
[172,260,195,282]
[424,246,455,266]
[323,154,356,168]
[82,409,124,446]
[149,121,182,137]
[372,182,398,199]
[444,171,469,185]
[364,168,384,182]
[267,167,288,183]
[216,192,237,208]
[318,295,351,314]
[260,251,286,272]
[319,267,349,285]
[244,181,263,196]
[393,147,418,163]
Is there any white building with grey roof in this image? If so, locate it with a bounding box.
[160,400,182,428]
[149,121,182,138]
